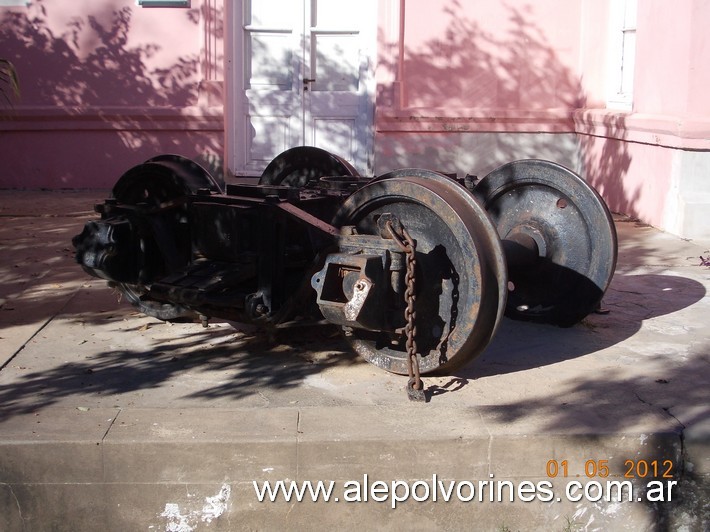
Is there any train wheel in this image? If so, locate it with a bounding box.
[332,171,507,375]
[110,155,221,321]
[259,146,360,188]
[473,159,617,326]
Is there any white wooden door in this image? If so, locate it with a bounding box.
[233,0,375,176]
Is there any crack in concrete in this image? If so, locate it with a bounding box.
[658,405,689,485]
[99,408,123,484]
[101,408,122,443]
[2,482,26,531]
[475,410,495,476]
[633,391,688,486]
[0,288,81,372]
[634,391,686,431]
[295,410,302,481]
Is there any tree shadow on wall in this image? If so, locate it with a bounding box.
[0,1,202,107]
[376,1,632,186]
[578,112,638,222]
[0,0,224,180]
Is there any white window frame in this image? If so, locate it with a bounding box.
[607,0,637,110]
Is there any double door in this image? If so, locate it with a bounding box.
[233,0,375,176]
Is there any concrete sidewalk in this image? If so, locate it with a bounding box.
[0,190,708,531]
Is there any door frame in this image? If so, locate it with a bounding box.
[224,0,376,178]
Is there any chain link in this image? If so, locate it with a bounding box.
[385,221,425,401]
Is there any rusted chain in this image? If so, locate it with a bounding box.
[385,220,425,401]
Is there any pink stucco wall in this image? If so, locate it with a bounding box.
[374,0,710,240]
[634,0,710,117]
[577,0,710,238]
[374,0,588,183]
[5,1,200,107]
[0,0,223,188]
[376,0,585,132]
[580,133,669,225]
[376,0,709,129]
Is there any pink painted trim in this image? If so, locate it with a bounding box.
[377,108,575,133]
[574,109,710,150]
[0,106,223,132]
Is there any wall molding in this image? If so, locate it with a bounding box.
[574,109,710,151]
[0,106,224,132]
[376,106,710,151]
[376,107,576,133]
[6,105,708,151]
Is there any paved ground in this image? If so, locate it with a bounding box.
[0,190,708,531]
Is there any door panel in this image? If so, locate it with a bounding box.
[246,115,291,168]
[239,0,300,173]
[311,33,360,92]
[313,118,354,160]
[305,0,374,171]
[245,33,293,89]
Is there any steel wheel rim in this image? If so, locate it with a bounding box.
[474,159,618,326]
[109,158,213,321]
[259,146,360,188]
[333,173,507,375]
